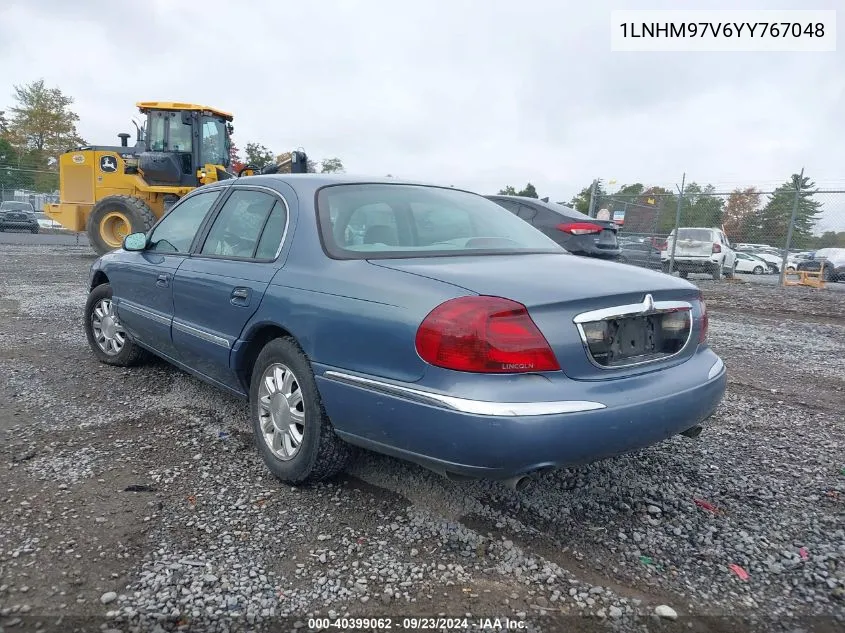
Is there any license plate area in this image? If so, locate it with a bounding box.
[597,230,616,245]
[578,310,692,368]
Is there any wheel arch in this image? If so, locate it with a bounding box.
[233,322,301,391]
[90,270,110,290]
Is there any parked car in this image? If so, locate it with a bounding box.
[797,248,845,282]
[84,175,726,487]
[618,241,663,270]
[485,195,621,259]
[0,201,39,233]
[661,227,737,280]
[34,211,63,230]
[742,250,782,273]
[734,252,770,275]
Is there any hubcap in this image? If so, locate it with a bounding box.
[100,212,131,248]
[258,363,305,460]
[91,298,126,355]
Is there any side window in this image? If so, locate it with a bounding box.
[411,204,473,245]
[148,112,166,152]
[148,191,220,253]
[254,201,288,259]
[348,203,398,246]
[201,189,278,258]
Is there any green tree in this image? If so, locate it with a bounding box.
[569,180,607,214]
[0,137,35,189]
[497,185,517,195]
[517,183,538,198]
[0,110,8,137]
[8,79,85,166]
[759,174,822,248]
[320,157,345,173]
[244,142,275,169]
[815,231,845,248]
[681,182,724,227]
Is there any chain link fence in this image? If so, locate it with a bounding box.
[589,174,845,283]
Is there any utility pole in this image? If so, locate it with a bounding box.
[668,173,685,275]
[587,179,599,218]
[779,167,804,286]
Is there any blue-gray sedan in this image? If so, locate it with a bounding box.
[84,174,727,487]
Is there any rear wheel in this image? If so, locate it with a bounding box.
[752,265,764,275]
[30,225,39,234]
[250,337,350,484]
[724,262,736,278]
[87,196,157,256]
[711,264,723,281]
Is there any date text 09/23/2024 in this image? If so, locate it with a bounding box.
[307,616,527,630]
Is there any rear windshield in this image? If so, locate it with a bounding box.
[0,202,33,212]
[675,229,712,241]
[317,184,563,259]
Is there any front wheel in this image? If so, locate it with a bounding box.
[84,283,149,366]
[250,337,350,484]
[753,265,764,275]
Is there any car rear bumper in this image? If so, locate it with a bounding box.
[0,221,38,229]
[315,347,727,479]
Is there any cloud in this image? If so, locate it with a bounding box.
[0,0,842,233]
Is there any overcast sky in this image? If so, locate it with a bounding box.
[0,0,842,227]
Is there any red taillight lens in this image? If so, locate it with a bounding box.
[712,243,722,254]
[415,296,560,373]
[557,222,604,236]
[698,295,709,343]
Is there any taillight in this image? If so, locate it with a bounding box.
[557,222,604,236]
[712,243,722,254]
[698,294,709,344]
[415,296,560,373]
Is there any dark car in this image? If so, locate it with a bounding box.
[0,201,39,233]
[618,240,663,270]
[797,248,845,282]
[485,195,620,259]
[83,174,724,488]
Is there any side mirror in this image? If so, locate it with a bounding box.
[123,232,147,251]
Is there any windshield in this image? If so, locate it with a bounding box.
[200,116,230,168]
[1,201,33,212]
[318,184,563,259]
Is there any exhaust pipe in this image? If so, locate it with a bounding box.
[681,425,703,439]
[503,475,530,491]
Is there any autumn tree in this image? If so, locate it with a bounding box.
[229,140,246,173]
[759,174,822,248]
[7,79,85,167]
[722,187,761,242]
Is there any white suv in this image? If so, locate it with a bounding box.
[661,227,737,280]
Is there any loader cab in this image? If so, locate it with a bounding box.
[136,102,233,187]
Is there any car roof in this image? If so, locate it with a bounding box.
[485,194,586,217]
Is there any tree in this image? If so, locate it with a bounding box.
[722,187,761,242]
[758,174,822,248]
[0,137,35,189]
[320,157,345,174]
[497,185,517,195]
[229,140,246,173]
[244,142,275,169]
[569,180,607,214]
[7,79,85,166]
[517,183,538,198]
[681,182,724,228]
[0,110,8,137]
[815,231,845,248]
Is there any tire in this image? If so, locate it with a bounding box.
[679,270,689,279]
[711,264,723,281]
[31,226,39,234]
[724,263,736,279]
[250,337,350,484]
[84,283,149,366]
[87,195,157,256]
[753,266,764,275]
[661,262,671,274]
[823,266,835,282]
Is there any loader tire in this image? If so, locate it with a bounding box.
[87,196,157,256]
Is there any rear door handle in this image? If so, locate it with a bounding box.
[231,287,251,306]
[156,273,170,288]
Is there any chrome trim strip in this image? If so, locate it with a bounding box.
[573,296,694,371]
[322,371,606,416]
[708,358,725,380]
[172,320,231,348]
[117,301,171,326]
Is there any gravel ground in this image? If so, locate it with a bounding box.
[0,245,843,633]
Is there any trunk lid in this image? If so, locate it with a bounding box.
[370,253,703,380]
[666,228,715,259]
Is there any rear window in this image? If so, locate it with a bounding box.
[1,202,33,212]
[317,184,562,259]
[675,229,712,241]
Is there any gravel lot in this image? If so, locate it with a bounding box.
[0,244,843,633]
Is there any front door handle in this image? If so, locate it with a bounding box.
[231,287,251,306]
[156,273,170,288]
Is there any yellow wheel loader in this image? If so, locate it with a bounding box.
[43,101,308,255]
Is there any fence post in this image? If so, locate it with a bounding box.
[778,167,804,286]
[668,172,685,275]
[587,179,598,218]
